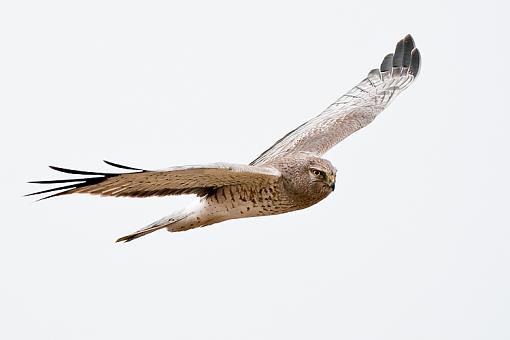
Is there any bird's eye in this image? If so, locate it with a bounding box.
[312,169,323,177]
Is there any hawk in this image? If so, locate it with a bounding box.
[28,34,421,242]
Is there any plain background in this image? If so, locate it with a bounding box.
[1,1,509,339]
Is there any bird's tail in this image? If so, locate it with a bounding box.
[116,209,194,243]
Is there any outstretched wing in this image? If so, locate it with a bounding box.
[27,160,281,200]
[251,34,421,166]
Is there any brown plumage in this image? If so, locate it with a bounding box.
[27,35,421,242]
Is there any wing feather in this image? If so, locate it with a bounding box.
[27,161,281,200]
[251,34,421,165]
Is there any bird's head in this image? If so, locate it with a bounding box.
[277,155,336,207]
[307,157,337,192]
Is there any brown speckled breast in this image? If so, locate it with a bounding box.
[201,181,296,224]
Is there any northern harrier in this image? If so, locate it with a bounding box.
[28,35,421,242]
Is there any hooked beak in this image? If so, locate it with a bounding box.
[327,174,336,191]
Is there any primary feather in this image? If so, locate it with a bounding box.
[27,161,281,200]
[250,34,420,165]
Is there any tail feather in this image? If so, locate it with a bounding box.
[116,224,167,243]
[116,211,191,243]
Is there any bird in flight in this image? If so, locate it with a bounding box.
[28,34,421,242]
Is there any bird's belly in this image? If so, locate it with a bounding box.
[202,185,292,223]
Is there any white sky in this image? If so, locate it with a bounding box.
[1,1,509,339]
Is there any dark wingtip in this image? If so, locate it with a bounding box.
[25,188,75,201]
[24,183,81,198]
[34,191,70,202]
[26,165,114,200]
[103,160,143,171]
[380,53,394,72]
[410,48,421,77]
[49,165,113,176]
[403,34,415,67]
[28,178,91,184]
[393,39,405,67]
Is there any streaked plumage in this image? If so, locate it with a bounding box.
[27,35,421,242]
